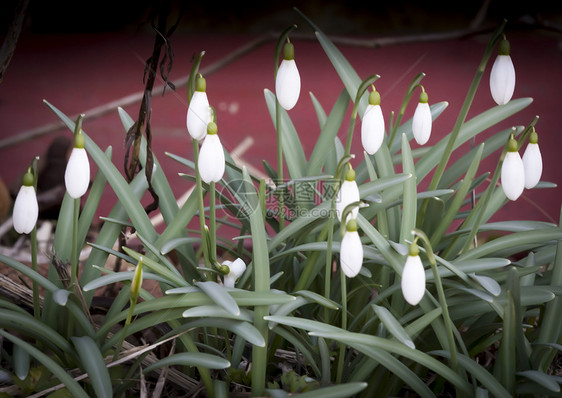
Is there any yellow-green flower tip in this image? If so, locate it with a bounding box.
[74,132,85,149]
[283,41,294,61]
[507,136,518,152]
[345,167,356,182]
[22,172,34,187]
[346,218,358,232]
[529,131,538,144]
[419,91,429,104]
[408,242,419,256]
[498,38,510,56]
[369,90,381,106]
[195,74,206,92]
[207,121,218,135]
[220,264,230,275]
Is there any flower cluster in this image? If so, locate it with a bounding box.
[500,130,543,201]
[186,73,226,184]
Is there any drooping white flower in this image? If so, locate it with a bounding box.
[335,166,360,223]
[501,135,525,201]
[13,171,38,234]
[187,74,212,141]
[340,218,363,278]
[64,132,90,199]
[522,130,542,189]
[361,89,385,155]
[222,258,247,288]
[198,122,225,184]
[490,38,515,106]
[412,89,432,145]
[275,41,300,111]
[401,243,426,306]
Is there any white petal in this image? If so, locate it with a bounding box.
[275,59,300,111]
[223,258,246,288]
[501,151,525,201]
[340,230,363,278]
[13,185,38,234]
[522,143,542,189]
[335,180,360,223]
[361,104,385,155]
[186,91,211,141]
[198,134,225,184]
[412,102,432,145]
[490,55,515,105]
[401,255,426,305]
[65,147,90,199]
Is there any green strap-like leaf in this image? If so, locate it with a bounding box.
[143,352,230,374]
[72,336,113,398]
[0,330,89,398]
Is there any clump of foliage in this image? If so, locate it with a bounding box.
[0,9,560,398]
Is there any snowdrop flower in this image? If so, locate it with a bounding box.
[198,121,225,184]
[501,135,525,201]
[65,131,90,199]
[412,88,432,145]
[522,130,542,189]
[490,37,515,105]
[336,166,360,223]
[401,242,426,306]
[13,170,38,234]
[222,258,247,288]
[275,41,300,111]
[340,218,363,278]
[187,74,212,141]
[361,88,385,155]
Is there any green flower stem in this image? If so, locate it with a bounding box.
[275,101,285,230]
[70,197,80,287]
[388,73,426,148]
[443,118,536,258]
[412,229,458,375]
[323,202,336,322]
[345,74,380,158]
[272,25,297,231]
[193,139,211,271]
[30,226,40,320]
[418,20,506,223]
[30,157,40,320]
[336,269,348,383]
[210,181,217,261]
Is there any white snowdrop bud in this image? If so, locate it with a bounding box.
[340,218,363,278]
[275,41,300,111]
[336,167,360,223]
[198,122,225,184]
[222,258,247,288]
[361,89,385,155]
[401,242,426,305]
[13,171,38,234]
[490,38,516,105]
[522,131,542,189]
[412,89,432,145]
[64,132,90,199]
[501,135,525,201]
[187,74,212,141]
